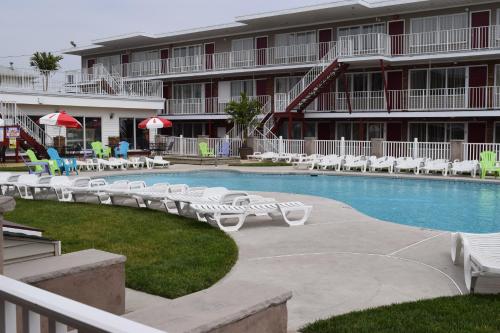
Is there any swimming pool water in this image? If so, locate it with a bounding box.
[106,171,500,233]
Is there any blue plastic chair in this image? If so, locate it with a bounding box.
[47,148,78,176]
[218,141,230,157]
[115,141,129,159]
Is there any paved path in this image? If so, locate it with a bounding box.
[99,165,500,330]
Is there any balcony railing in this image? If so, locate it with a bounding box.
[165,95,270,115]
[0,65,163,99]
[112,42,335,78]
[277,86,500,112]
[109,25,500,79]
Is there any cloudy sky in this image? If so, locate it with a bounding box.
[1,0,329,70]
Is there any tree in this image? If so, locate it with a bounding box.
[224,92,262,147]
[30,52,63,91]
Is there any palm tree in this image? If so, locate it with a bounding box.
[30,52,63,91]
[224,92,262,148]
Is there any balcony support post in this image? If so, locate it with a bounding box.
[287,112,293,139]
[380,60,391,113]
[342,74,352,114]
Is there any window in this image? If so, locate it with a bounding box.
[172,122,206,138]
[85,117,101,148]
[231,38,254,51]
[230,80,254,97]
[173,83,202,99]
[408,122,465,142]
[96,55,120,73]
[336,122,384,140]
[119,118,134,147]
[275,31,316,47]
[130,50,159,62]
[338,72,383,92]
[410,13,468,48]
[65,116,102,150]
[172,45,202,58]
[495,123,500,143]
[338,23,385,37]
[409,67,466,90]
[275,77,301,111]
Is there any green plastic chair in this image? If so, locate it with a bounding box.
[480,151,500,179]
[91,141,112,158]
[199,142,215,157]
[26,149,59,175]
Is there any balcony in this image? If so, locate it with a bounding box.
[0,64,163,99]
[277,87,500,113]
[110,25,500,79]
[112,42,335,78]
[165,95,271,115]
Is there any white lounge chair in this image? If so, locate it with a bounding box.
[273,153,306,163]
[451,160,479,177]
[293,154,324,170]
[317,155,342,171]
[421,159,450,176]
[247,152,262,160]
[343,156,375,172]
[29,175,80,201]
[77,159,99,171]
[70,179,129,204]
[394,157,424,175]
[141,156,170,169]
[119,157,145,169]
[369,156,395,173]
[451,232,500,292]
[3,174,41,199]
[97,158,125,170]
[251,152,278,162]
[191,201,312,232]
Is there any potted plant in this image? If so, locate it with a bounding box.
[224,92,262,159]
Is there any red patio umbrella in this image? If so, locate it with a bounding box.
[138,117,172,129]
[39,110,82,128]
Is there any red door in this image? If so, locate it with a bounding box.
[471,11,490,49]
[317,122,331,140]
[468,122,486,143]
[205,83,215,113]
[318,29,333,58]
[120,54,129,76]
[386,123,402,141]
[387,71,403,110]
[204,43,215,70]
[256,37,268,66]
[469,66,488,109]
[86,59,96,74]
[256,79,267,96]
[388,20,405,55]
[160,49,169,74]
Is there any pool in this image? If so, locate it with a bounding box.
[106,171,500,233]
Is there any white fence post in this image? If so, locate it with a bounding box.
[279,136,283,154]
[412,138,418,159]
[179,135,184,155]
[340,137,345,156]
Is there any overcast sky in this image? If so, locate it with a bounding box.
[1,0,329,70]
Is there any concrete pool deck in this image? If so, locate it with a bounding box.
[82,165,500,330]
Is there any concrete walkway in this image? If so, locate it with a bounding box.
[94,165,500,330]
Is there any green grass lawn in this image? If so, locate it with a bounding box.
[301,294,500,333]
[229,161,292,167]
[5,199,238,299]
[0,166,29,172]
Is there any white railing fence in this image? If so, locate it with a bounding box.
[0,274,164,333]
[383,139,450,159]
[314,138,371,156]
[463,143,500,161]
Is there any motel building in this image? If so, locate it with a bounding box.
[2,0,500,154]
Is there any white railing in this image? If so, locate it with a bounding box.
[166,95,270,116]
[390,25,500,56]
[207,137,243,157]
[112,42,336,78]
[338,33,390,57]
[0,274,164,333]
[315,138,371,156]
[109,26,500,79]
[303,86,500,112]
[463,142,500,161]
[0,66,163,99]
[0,101,53,146]
[383,139,450,159]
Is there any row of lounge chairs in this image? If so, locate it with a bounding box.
[76,156,170,172]
[0,173,312,232]
[249,152,479,177]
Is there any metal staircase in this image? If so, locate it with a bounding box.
[227,96,273,139]
[0,102,52,157]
